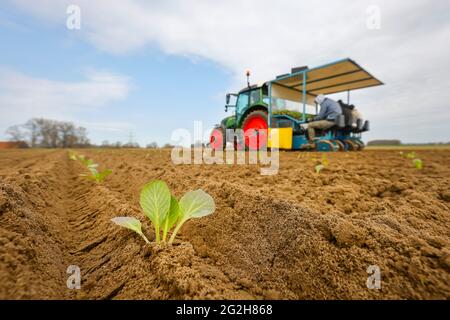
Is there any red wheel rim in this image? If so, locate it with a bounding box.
[210,129,223,150]
[243,115,268,150]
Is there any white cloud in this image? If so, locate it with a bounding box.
[8,0,450,142]
[0,67,131,137]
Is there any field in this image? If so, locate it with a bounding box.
[0,148,449,299]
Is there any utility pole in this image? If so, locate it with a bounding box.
[128,132,134,144]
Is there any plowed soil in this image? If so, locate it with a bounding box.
[0,148,449,299]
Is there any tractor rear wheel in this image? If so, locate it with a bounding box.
[242,110,268,150]
[209,126,225,151]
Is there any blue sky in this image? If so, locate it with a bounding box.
[1,0,449,145]
[0,3,231,146]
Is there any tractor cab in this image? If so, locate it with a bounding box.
[210,58,383,151]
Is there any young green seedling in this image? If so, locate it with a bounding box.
[313,154,328,174]
[315,164,325,174]
[77,154,87,166]
[68,150,78,161]
[83,158,98,169]
[82,166,112,183]
[321,154,329,167]
[413,158,423,170]
[406,152,416,159]
[112,180,216,245]
[111,217,149,244]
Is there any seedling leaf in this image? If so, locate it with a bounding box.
[140,180,171,243]
[413,158,423,170]
[69,151,78,161]
[162,196,180,241]
[179,189,215,219]
[406,152,416,159]
[111,217,149,243]
[315,164,325,174]
[321,155,329,167]
[97,168,112,182]
[169,189,215,244]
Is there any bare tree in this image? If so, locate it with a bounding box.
[24,119,39,147]
[59,122,76,148]
[75,127,90,147]
[146,142,158,149]
[5,125,24,142]
[6,118,91,148]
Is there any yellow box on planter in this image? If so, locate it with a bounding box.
[268,128,293,149]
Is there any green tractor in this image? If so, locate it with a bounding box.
[209,58,383,151]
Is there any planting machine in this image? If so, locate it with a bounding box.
[210,58,383,151]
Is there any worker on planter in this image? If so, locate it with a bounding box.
[305,94,342,148]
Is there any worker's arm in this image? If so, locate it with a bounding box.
[314,100,328,121]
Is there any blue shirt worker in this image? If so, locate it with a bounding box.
[306,94,342,148]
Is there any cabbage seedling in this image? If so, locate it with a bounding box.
[313,155,328,174]
[89,167,112,183]
[77,154,88,166]
[112,180,215,245]
[68,151,78,161]
[315,164,325,174]
[80,166,112,183]
[413,158,423,170]
[111,217,149,244]
[406,152,416,159]
[84,158,98,169]
[321,154,329,167]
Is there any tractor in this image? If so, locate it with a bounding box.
[210,58,383,151]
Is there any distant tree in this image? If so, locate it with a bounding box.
[59,122,77,148]
[101,140,111,148]
[23,119,39,147]
[162,143,174,149]
[367,139,402,146]
[123,142,140,148]
[146,142,158,149]
[5,125,24,142]
[5,118,90,148]
[75,127,90,147]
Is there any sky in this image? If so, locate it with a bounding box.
[0,0,449,145]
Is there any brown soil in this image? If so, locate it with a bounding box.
[0,148,449,299]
